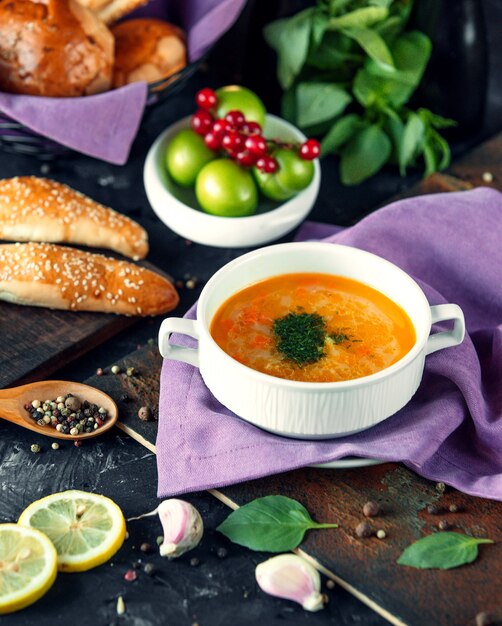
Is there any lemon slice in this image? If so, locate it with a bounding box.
[0,523,57,614]
[18,491,126,573]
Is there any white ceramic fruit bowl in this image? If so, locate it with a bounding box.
[158,242,465,439]
[143,115,321,248]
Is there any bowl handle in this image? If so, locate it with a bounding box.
[426,304,465,355]
[158,318,200,367]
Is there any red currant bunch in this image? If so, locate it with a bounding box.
[191,88,321,174]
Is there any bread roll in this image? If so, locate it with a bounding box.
[111,18,186,89]
[0,243,178,316]
[0,177,148,261]
[0,0,113,97]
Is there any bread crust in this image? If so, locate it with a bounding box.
[0,177,148,260]
[0,243,179,316]
[111,18,186,88]
[0,0,113,97]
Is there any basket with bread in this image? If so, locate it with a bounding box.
[0,0,248,161]
[0,176,179,316]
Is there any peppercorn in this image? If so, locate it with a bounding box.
[475,611,495,626]
[438,520,450,531]
[326,579,335,590]
[144,563,156,577]
[31,400,41,409]
[355,521,373,538]
[30,444,41,453]
[156,535,164,545]
[116,596,126,616]
[139,542,151,554]
[138,406,153,422]
[120,394,131,403]
[363,501,380,517]
[376,529,387,539]
[124,569,137,582]
[111,365,120,375]
[190,557,200,567]
[51,442,60,450]
[65,396,81,412]
[436,482,446,493]
[186,279,196,289]
[74,440,82,447]
[126,367,135,377]
[482,172,494,183]
[216,547,228,559]
[96,368,104,376]
[448,504,461,513]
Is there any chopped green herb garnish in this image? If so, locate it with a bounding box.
[329,333,350,344]
[273,312,327,366]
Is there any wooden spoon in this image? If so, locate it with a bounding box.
[0,381,118,440]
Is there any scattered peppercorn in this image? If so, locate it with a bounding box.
[436,482,446,493]
[376,529,387,539]
[355,521,373,538]
[74,440,82,448]
[448,504,461,513]
[482,171,494,183]
[438,520,450,531]
[326,580,335,590]
[186,279,196,289]
[124,569,137,582]
[51,442,60,450]
[111,365,121,375]
[30,444,41,453]
[147,338,155,346]
[216,547,228,559]
[120,394,131,403]
[126,367,135,377]
[190,557,200,567]
[140,542,151,554]
[144,563,156,577]
[363,501,380,517]
[175,280,184,289]
[138,406,153,422]
[96,368,104,376]
[156,535,164,545]
[132,559,142,570]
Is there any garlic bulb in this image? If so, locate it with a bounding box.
[158,499,203,558]
[255,554,325,612]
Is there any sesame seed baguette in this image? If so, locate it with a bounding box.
[0,243,179,316]
[0,177,148,260]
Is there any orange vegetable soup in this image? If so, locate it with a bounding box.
[210,273,416,383]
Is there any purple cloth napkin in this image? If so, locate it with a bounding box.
[157,187,502,501]
[0,0,247,164]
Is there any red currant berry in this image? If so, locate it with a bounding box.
[191,109,213,136]
[299,139,321,160]
[256,156,278,173]
[204,131,222,151]
[244,121,262,135]
[244,135,267,156]
[196,88,217,110]
[222,130,245,153]
[212,118,232,135]
[225,110,246,128]
[235,150,257,167]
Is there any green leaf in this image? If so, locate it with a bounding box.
[353,68,381,107]
[328,7,389,30]
[263,8,314,90]
[342,27,395,69]
[296,82,352,128]
[430,129,451,170]
[397,533,494,570]
[418,108,457,129]
[281,88,297,124]
[400,112,425,175]
[311,11,329,47]
[340,124,391,185]
[423,141,437,177]
[217,495,338,553]
[308,35,362,70]
[321,114,362,153]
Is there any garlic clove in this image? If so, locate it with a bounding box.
[255,554,325,612]
[158,499,203,558]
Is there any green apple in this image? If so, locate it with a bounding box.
[196,159,258,217]
[215,85,266,127]
[254,148,315,200]
[165,129,215,187]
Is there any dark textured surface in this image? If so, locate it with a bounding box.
[1,6,502,623]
